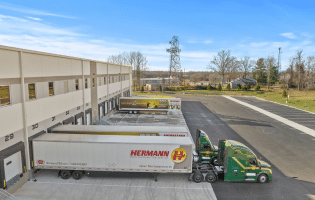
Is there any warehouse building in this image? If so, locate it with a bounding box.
[0,45,132,192]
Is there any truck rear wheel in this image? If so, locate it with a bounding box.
[193,171,203,183]
[205,172,217,183]
[60,170,71,179]
[257,174,268,183]
[72,171,83,180]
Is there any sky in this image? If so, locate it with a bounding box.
[1,0,315,71]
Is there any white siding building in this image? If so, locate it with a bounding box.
[0,45,132,192]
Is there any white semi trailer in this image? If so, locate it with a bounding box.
[119,97,181,113]
[32,133,193,180]
[52,125,189,137]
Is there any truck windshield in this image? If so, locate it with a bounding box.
[229,140,257,157]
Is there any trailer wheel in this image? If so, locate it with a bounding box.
[257,174,268,183]
[133,110,138,114]
[205,172,217,183]
[60,170,71,179]
[193,171,203,183]
[212,158,219,166]
[72,171,83,180]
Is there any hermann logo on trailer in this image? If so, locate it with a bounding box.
[130,150,170,158]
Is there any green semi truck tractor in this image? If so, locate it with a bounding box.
[217,139,272,183]
[195,129,219,165]
[191,129,272,183]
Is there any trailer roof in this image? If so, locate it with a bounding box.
[120,97,180,100]
[33,133,193,145]
[52,125,188,133]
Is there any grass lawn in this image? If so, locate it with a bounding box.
[133,87,315,113]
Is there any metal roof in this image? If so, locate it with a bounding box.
[33,133,193,145]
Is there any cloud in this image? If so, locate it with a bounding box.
[204,40,213,44]
[0,4,75,19]
[250,42,269,47]
[187,39,213,44]
[27,17,42,21]
[0,14,82,37]
[280,32,297,39]
[0,14,27,22]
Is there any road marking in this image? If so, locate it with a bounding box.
[223,96,315,138]
[30,181,212,189]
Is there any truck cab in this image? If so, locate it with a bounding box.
[218,139,272,183]
[195,129,219,165]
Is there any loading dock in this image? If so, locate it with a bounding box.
[0,142,26,189]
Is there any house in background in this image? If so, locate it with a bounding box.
[230,78,257,89]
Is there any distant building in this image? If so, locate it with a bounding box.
[230,78,257,89]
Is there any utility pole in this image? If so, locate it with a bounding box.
[278,47,283,87]
[166,36,181,86]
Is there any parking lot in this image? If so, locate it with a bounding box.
[13,170,216,200]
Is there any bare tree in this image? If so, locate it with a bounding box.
[226,56,240,82]
[239,56,255,78]
[305,56,315,89]
[294,50,305,91]
[108,51,148,90]
[191,73,204,85]
[207,50,232,82]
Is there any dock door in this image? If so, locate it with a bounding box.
[0,142,26,189]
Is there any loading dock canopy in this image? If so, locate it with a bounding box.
[33,133,193,145]
[52,125,189,134]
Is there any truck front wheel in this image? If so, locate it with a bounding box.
[60,170,71,179]
[257,174,268,183]
[72,171,83,180]
[205,172,217,183]
[193,171,203,183]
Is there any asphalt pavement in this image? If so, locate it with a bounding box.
[175,95,315,200]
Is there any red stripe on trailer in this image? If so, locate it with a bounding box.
[162,170,165,171]
[82,168,84,169]
[122,169,124,170]
[146,170,148,171]
[113,169,116,170]
[130,169,133,170]
[89,168,91,169]
[154,170,157,171]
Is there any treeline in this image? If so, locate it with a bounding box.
[107,51,148,90]
[208,49,315,90]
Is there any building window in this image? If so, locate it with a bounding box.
[85,79,88,89]
[75,79,79,91]
[49,82,54,96]
[108,76,111,84]
[99,77,102,86]
[104,77,107,85]
[29,83,36,100]
[92,78,95,87]
[0,85,10,106]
